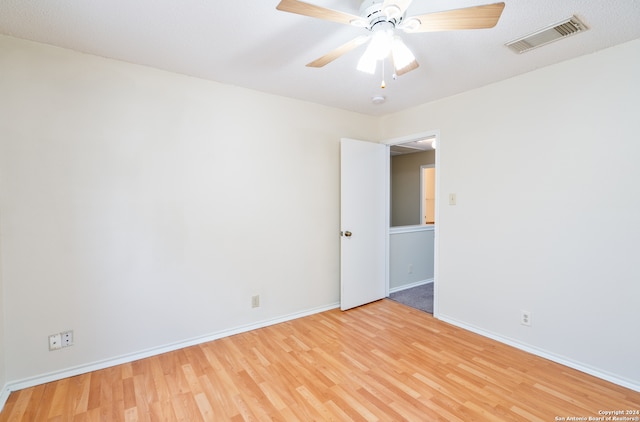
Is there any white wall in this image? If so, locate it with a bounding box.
[0,34,379,384]
[381,39,640,389]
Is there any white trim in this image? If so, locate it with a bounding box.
[437,314,640,393]
[384,144,391,298]
[433,131,440,318]
[3,302,339,398]
[389,278,433,294]
[0,384,10,412]
[383,130,440,147]
[389,225,434,234]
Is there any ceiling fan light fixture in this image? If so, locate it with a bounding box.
[370,28,394,59]
[390,36,415,72]
[357,28,394,74]
[275,0,505,79]
[357,45,378,74]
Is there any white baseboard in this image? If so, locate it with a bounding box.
[2,302,340,404]
[389,278,433,294]
[0,383,10,413]
[437,314,640,393]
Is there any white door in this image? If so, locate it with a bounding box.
[340,138,387,310]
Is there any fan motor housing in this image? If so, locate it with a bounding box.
[359,0,403,30]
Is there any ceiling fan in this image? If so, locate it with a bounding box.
[276,0,505,78]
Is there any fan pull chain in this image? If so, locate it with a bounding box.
[381,60,386,89]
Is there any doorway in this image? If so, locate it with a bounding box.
[385,131,439,316]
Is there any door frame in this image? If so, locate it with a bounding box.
[383,130,441,317]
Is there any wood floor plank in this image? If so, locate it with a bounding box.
[32,383,56,421]
[2,299,639,421]
[72,374,92,416]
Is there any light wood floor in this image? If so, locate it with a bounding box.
[2,299,639,421]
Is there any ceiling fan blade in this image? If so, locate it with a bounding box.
[276,0,364,26]
[403,2,505,32]
[382,0,414,18]
[394,59,419,76]
[306,36,370,68]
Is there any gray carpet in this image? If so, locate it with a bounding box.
[388,282,433,314]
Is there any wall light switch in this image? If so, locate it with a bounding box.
[449,193,457,206]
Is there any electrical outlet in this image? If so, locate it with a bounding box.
[408,264,413,274]
[49,333,62,351]
[521,310,532,327]
[251,295,260,308]
[61,330,74,347]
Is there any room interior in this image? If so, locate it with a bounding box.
[1,0,639,417]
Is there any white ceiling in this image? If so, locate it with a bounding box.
[1,0,639,116]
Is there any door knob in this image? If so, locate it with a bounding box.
[343,231,352,237]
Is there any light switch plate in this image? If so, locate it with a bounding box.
[49,333,62,350]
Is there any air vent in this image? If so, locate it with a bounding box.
[506,16,588,54]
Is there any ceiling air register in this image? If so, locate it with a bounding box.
[505,16,588,54]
